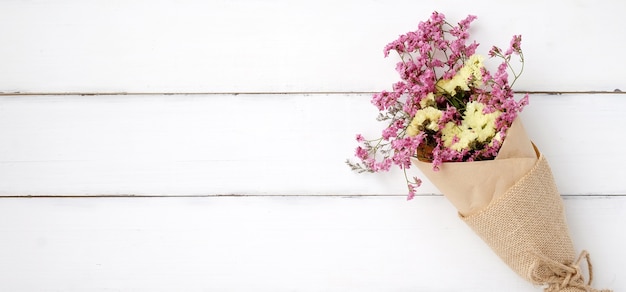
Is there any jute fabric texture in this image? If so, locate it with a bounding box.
[462,154,610,292]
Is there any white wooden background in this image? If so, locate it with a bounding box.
[0,1,624,291]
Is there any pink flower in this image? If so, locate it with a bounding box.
[348,12,528,199]
[355,146,368,160]
[489,46,501,58]
[375,159,392,172]
[458,14,477,29]
[407,185,416,200]
[371,90,399,111]
[506,35,522,55]
[382,125,398,140]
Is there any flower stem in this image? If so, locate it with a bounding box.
[509,52,524,88]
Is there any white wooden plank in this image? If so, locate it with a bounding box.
[0,196,621,291]
[1,93,624,196]
[0,0,624,93]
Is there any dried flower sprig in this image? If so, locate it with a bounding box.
[347,12,529,199]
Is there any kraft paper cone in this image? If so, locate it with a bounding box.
[413,118,537,216]
[411,119,611,291]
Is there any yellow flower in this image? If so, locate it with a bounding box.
[456,66,472,87]
[442,122,462,149]
[457,129,479,150]
[436,78,453,95]
[465,54,484,87]
[462,101,500,143]
[436,54,485,96]
[442,122,476,151]
[489,132,503,147]
[419,92,436,108]
[436,75,469,96]
[442,101,501,152]
[406,106,442,136]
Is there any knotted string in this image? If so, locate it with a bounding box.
[531,250,611,292]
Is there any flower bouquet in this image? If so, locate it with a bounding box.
[347,12,611,292]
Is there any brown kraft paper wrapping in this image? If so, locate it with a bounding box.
[412,119,611,292]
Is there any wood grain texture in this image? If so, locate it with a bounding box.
[0,196,621,292]
[0,0,625,93]
[1,93,624,196]
[0,0,623,291]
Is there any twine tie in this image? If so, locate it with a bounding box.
[532,250,611,292]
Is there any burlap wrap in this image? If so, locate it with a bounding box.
[412,119,611,291]
[463,154,609,291]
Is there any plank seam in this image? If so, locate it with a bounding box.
[0,194,623,199]
[0,90,624,96]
